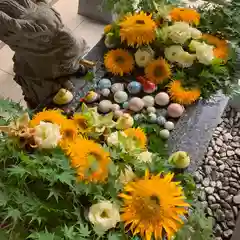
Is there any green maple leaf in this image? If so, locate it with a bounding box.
[28,231,56,240]
[47,188,62,203]
[7,165,30,179]
[77,223,91,238]
[56,171,75,186]
[0,191,8,207]
[4,207,22,223]
[63,225,76,239]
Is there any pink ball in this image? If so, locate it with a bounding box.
[167,103,185,118]
[155,92,170,106]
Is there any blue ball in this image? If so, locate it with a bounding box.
[127,81,142,94]
[157,116,166,126]
[98,78,112,89]
[122,102,129,109]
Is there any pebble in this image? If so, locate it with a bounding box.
[210,203,220,210]
[235,148,240,156]
[225,211,234,221]
[219,190,228,199]
[209,160,216,166]
[223,133,232,141]
[199,191,206,201]
[202,178,210,187]
[215,209,225,222]
[208,195,216,203]
[205,187,214,194]
[223,229,233,238]
[233,206,238,217]
[219,165,225,171]
[233,194,240,204]
[227,150,235,157]
[216,139,223,146]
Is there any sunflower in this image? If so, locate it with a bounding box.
[104,49,134,76]
[59,119,79,150]
[124,128,147,149]
[119,171,189,240]
[202,34,228,61]
[104,24,112,34]
[168,80,200,105]
[170,8,200,25]
[145,59,171,84]
[72,113,89,133]
[69,138,111,182]
[119,12,156,46]
[30,109,66,127]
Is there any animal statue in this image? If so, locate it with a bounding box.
[0,0,88,108]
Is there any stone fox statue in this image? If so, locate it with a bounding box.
[0,0,88,108]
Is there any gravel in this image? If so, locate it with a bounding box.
[195,106,240,240]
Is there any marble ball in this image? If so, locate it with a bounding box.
[98,100,112,113]
[159,129,170,140]
[114,91,128,103]
[164,121,175,131]
[111,83,124,94]
[147,106,156,113]
[156,116,166,126]
[111,103,120,111]
[156,108,167,117]
[142,95,155,107]
[122,102,129,109]
[155,92,170,106]
[128,97,145,112]
[148,113,157,123]
[114,110,124,118]
[98,78,112,89]
[100,88,110,97]
[84,91,99,103]
[127,81,142,94]
[134,113,142,121]
[167,103,185,118]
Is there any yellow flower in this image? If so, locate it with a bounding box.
[104,24,112,34]
[119,12,156,46]
[72,113,89,133]
[30,109,66,127]
[124,128,147,149]
[145,58,171,84]
[69,138,111,182]
[119,171,189,240]
[170,8,200,25]
[168,80,201,105]
[104,49,134,76]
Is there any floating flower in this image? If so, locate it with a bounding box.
[124,127,147,149]
[137,151,153,163]
[104,49,134,76]
[119,166,136,185]
[88,201,120,232]
[134,47,154,67]
[202,34,228,61]
[119,171,189,240]
[69,138,111,182]
[34,121,62,149]
[168,80,201,105]
[30,109,66,127]
[145,58,171,84]
[104,24,112,34]
[170,8,200,25]
[119,12,156,46]
[72,113,89,133]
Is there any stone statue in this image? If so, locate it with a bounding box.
[0,0,88,108]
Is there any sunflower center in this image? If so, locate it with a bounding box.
[77,119,88,130]
[154,67,163,77]
[64,129,74,139]
[136,20,145,25]
[150,195,160,205]
[100,210,109,218]
[115,56,125,64]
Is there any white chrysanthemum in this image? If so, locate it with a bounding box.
[119,166,136,185]
[134,47,154,67]
[190,28,202,39]
[196,43,214,65]
[137,151,153,163]
[189,40,203,51]
[88,201,120,232]
[167,22,192,45]
[164,45,185,63]
[177,51,196,68]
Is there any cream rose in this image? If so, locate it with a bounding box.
[88,201,120,232]
[164,45,184,63]
[34,121,62,149]
[196,43,214,65]
[177,51,196,68]
[119,166,136,185]
[134,47,154,67]
[137,151,153,163]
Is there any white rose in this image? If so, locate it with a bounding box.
[34,121,62,149]
[190,28,202,39]
[88,201,120,232]
[167,22,192,45]
[196,43,214,65]
[176,51,196,68]
[135,47,154,67]
[137,151,153,163]
[119,166,136,185]
[107,131,127,146]
[164,45,185,63]
[189,40,203,51]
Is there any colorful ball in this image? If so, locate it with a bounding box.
[98,100,112,113]
[128,97,145,112]
[167,103,185,118]
[114,91,128,103]
[98,78,112,89]
[142,95,155,107]
[111,103,120,111]
[122,102,129,109]
[127,81,142,94]
[159,129,170,139]
[155,92,170,106]
[84,91,99,103]
[148,113,157,123]
[114,110,124,118]
[147,106,156,113]
[111,83,124,93]
[156,116,166,126]
[156,108,167,117]
[164,121,175,131]
[100,88,110,97]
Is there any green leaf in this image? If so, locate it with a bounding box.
[56,171,75,186]
[4,207,22,223]
[77,223,91,238]
[0,191,8,207]
[62,225,76,239]
[47,188,62,203]
[108,232,122,240]
[7,165,29,178]
[83,71,95,81]
[28,231,56,240]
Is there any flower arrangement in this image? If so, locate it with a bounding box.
[0,99,213,240]
[103,4,238,104]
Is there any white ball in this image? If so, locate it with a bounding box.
[114,91,128,103]
[128,97,145,112]
[98,100,112,113]
[147,106,156,113]
[148,113,157,123]
[155,92,170,106]
[142,96,155,107]
[111,83,124,94]
[114,110,123,118]
[100,88,110,97]
[159,129,170,139]
[111,104,120,111]
[164,121,175,131]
